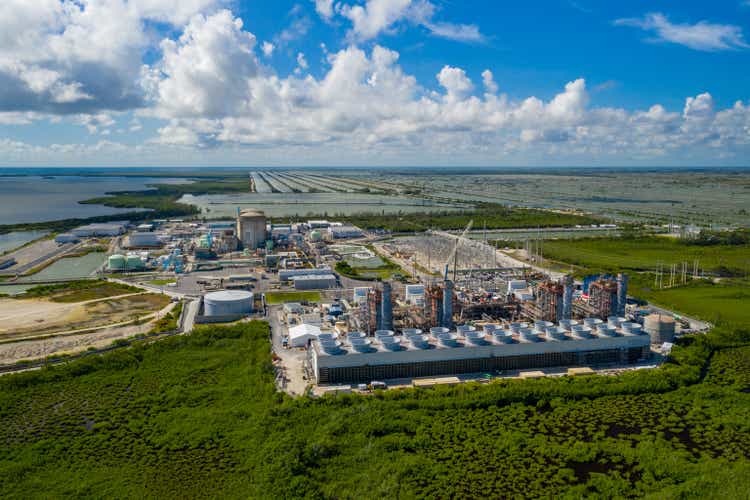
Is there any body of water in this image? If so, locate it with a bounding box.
[0,176,191,224]
[16,252,108,282]
[0,231,49,254]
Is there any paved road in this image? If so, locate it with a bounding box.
[182,299,200,333]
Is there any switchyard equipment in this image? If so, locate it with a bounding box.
[310,319,652,384]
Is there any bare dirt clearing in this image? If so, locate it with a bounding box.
[0,293,170,341]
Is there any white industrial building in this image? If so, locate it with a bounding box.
[289,324,328,347]
[125,232,163,248]
[327,225,364,239]
[72,222,128,237]
[310,320,652,384]
[307,220,331,229]
[291,274,338,290]
[279,267,333,281]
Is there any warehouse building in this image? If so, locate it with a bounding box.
[310,321,651,384]
[279,267,333,281]
[327,225,363,239]
[125,232,163,248]
[291,274,338,290]
[72,222,128,237]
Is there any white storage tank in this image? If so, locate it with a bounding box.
[644,314,676,344]
[204,290,254,317]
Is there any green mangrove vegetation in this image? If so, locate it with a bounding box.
[332,204,605,232]
[1,322,749,498]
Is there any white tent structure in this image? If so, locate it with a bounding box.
[289,324,323,348]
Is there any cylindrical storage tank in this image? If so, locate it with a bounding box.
[430,327,450,337]
[375,329,394,338]
[545,326,568,341]
[584,317,603,328]
[126,254,142,270]
[437,332,458,347]
[559,319,579,331]
[494,330,514,344]
[644,314,676,344]
[203,290,254,317]
[596,324,618,337]
[318,332,338,342]
[401,328,423,337]
[108,254,126,271]
[348,331,367,340]
[620,322,644,336]
[350,338,372,353]
[310,230,323,242]
[380,336,402,351]
[518,327,539,342]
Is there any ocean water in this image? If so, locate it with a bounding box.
[0,175,190,224]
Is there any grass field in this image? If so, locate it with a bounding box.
[1,323,749,498]
[264,291,321,304]
[147,278,176,286]
[541,236,750,276]
[537,236,750,326]
[629,278,750,327]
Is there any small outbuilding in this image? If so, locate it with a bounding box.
[289,323,324,348]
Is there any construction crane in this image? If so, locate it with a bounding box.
[446,219,473,281]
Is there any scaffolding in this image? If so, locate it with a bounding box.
[588,278,618,319]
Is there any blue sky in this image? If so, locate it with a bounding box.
[0,0,749,167]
